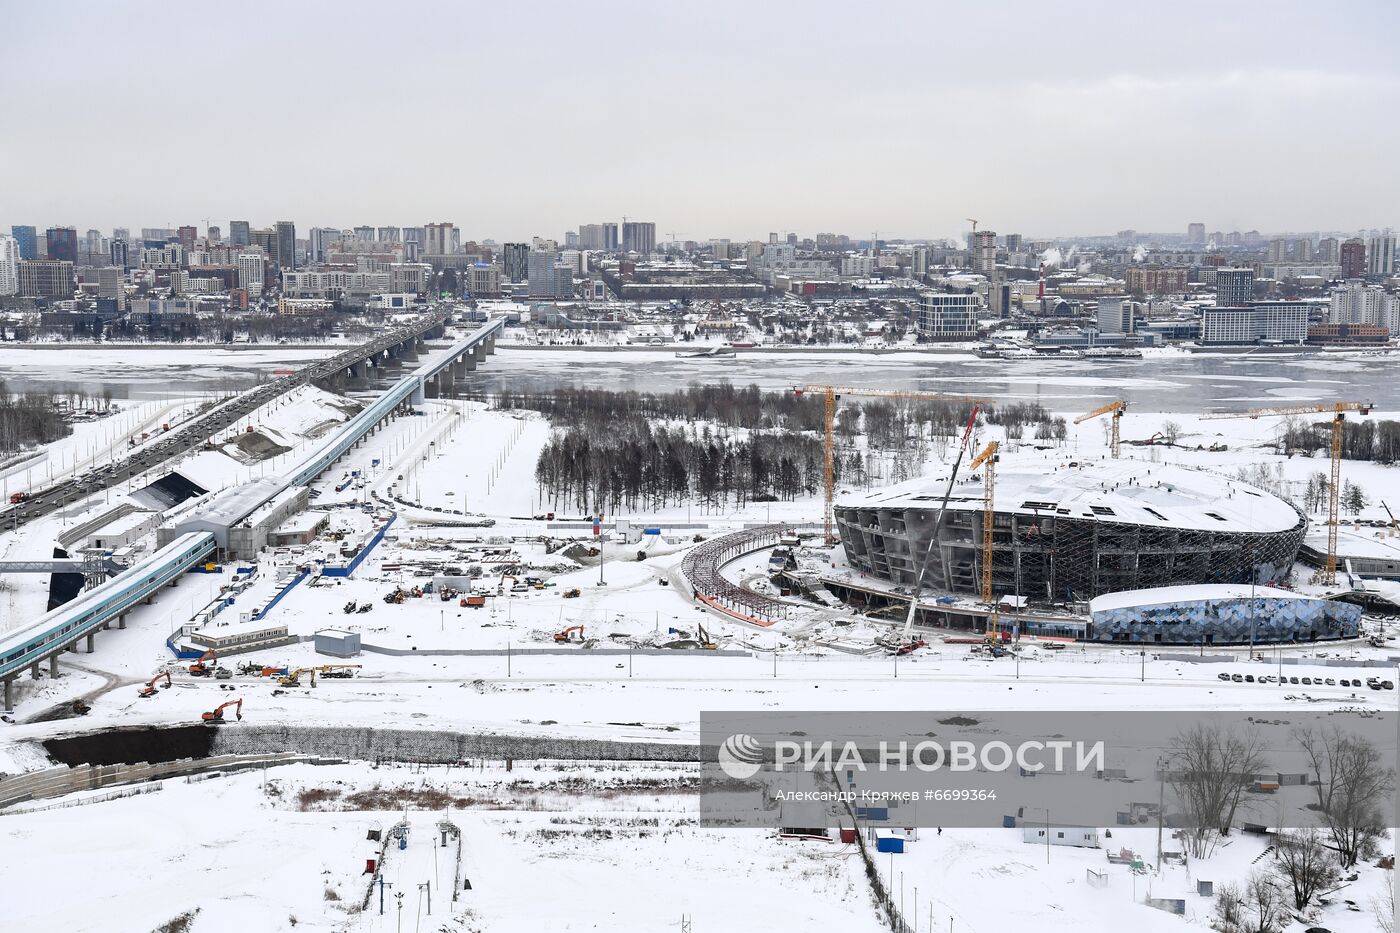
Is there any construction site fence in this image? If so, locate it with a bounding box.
[356,643,749,658]
[0,752,330,813]
[1157,652,1400,668]
[211,724,704,767]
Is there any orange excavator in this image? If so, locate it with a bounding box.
[553,624,585,643]
[137,671,172,698]
[189,648,216,677]
[201,698,242,724]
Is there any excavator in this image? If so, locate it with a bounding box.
[201,698,242,724]
[137,671,172,698]
[278,667,318,687]
[189,648,216,677]
[696,622,718,650]
[553,624,585,643]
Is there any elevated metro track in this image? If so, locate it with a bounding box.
[0,532,215,708]
[0,318,506,710]
[0,308,453,532]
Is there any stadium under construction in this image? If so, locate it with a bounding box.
[835,460,1308,608]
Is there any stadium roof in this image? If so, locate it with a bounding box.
[836,460,1302,535]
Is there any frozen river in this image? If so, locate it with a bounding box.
[461,347,1399,414]
[0,344,1394,413]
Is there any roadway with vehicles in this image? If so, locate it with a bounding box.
[0,309,453,531]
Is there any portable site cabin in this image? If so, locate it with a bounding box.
[1022,825,1101,848]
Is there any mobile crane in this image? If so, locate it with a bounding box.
[792,385,985,545]
[316,664,361,679]
[201,698,242,724]
[1200,401,1371,586]
[1074,400,1127,459]
[137,671,172,698]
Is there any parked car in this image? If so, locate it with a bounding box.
[1218,673,1231,681]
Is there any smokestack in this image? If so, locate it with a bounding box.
[1037,262,1045,300]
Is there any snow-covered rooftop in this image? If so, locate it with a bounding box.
[837,460,1302,534]
[1089,584,1307,614]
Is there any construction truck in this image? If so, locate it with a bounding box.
[317,664,361,679]
[201,698,242,724]
[562,588,581,599]
[189,648,216,677]
[553,624,585,643]
[278,667,317,687]
[8,492,27,504]
[137,671,172,698]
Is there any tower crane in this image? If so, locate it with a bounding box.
[968,440,1000,605]
[1074,400,1127,459]
[792,385,985,545]
[1200,401,1371,586]
[966,219,978,234]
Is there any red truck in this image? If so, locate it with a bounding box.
[8,492,27,504]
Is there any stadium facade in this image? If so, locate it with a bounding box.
[1088,585,1360,644]
[835,460,1307,604]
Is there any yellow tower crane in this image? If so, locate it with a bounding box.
[1074,400,1127,459]
[967,440,1000,605]
[1200,401,1371,587]
[792,385,986,545]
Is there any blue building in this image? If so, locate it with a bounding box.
[10,225,37,260]
[1088,585,1361,645]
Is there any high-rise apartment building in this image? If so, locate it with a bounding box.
[275,221,296,269]
[1215,267,1254,306]
[424,222,456,257]
[1330,280,1387,326]
[502,243,530,283]
[1317,237,1340,263]
[45,227,78,263]
[527,250,558,297]
[1367,234,1396,276]
[1340,239,1366,278]
[177,225,198,250]
[970,229,996,274]
[0,235,20,295]
[237,252,266,297]
[308,228,339,265]
[109,238,129,270]
[622,221,656,255]
[917,293,980,340]
[377,226,401,244]
[229,221,251,248]
[10,225,37,259]
[1187,223,1206,244]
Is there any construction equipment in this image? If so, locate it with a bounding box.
[278,667,317,687]
[316,664,361,679]
[1074,400,1127,459]
[792,385,985,545]
[968,440,1000,605]
[343,600,358,614]
[553,624,585,643]
[201,698,242,724]
[893,407,983,644]
[137,671,172,698]
[1383,501,1399,535]
[696,622,718,649]
[189,648,216,677]
[562,587,581,598]
[1201,401,1372,586]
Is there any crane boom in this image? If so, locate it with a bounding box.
[792,384,985,545]
[1073,400,1126,459]
[968,441,999,605]
[900,406,982,640]
[1200,400,1372,586]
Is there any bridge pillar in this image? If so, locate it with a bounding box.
[3,677,12,711]
[484,336,495,355]
[30,662,39,680]
[50,654,59,676]
[66,641,78,653]
[117,613,126,629]
[86,633,95,654]
[424,376,441,399]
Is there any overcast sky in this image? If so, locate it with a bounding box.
[3,1,1396,242]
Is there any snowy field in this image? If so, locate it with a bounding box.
[2,347,1399,932]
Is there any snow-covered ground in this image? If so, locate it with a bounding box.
[3,350,1399,932]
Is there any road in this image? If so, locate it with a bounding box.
[0,309,449,530]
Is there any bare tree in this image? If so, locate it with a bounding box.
[1214,880,1244,932]
[1296,724,1393,868]
[1244,870,1284,933]
[1160,419,1182,445]
[1272,828,1340,911]
[1167,722,1267,858]
[1374,879,1394,933]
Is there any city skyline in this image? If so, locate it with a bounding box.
[4,1,1397,239]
